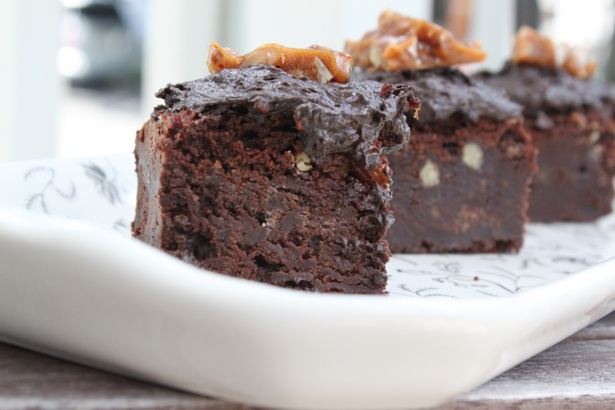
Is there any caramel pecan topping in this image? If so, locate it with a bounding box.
[345,10,486,71]
[512,26,596,79]
[511,26,556,67]
[207,42,351,84]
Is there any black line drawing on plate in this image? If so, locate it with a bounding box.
[392,255,418,265]
[433,261,460,274]
[24,167,76,214]
[113,219,130,232]
[82,161,122,205]
[399,284,457,299]
[519,257,548,270]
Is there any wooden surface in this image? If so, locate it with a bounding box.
[1,312,615,409]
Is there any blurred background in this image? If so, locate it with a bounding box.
[2,0,615,163]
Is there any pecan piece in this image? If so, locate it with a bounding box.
[345,10,486,71]
[511,26,596,79]
[207,42,351,84]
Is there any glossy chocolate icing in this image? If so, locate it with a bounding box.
[154,65,418,168]
[476,63,611,117]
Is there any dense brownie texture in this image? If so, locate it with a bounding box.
[133,66,418,294]
[357,68,537,253]
[477,64,615,222]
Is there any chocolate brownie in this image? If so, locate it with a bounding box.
[359,68,537,253]
[477,63,615,222]
[132,65,419,294]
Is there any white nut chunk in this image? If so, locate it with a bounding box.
[462,142,484,171]
[295,152,313,172]
[505,144,521,158]
[313,57,333,83]
[589,130,601,145]
[419,159,440,187]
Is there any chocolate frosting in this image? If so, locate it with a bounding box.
[154,65,418,167]
[475,63,615,117]
[356,67,522,124]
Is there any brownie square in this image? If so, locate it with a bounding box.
[358,68,537,253]
[133,65,418,293]
[477,64,615,221]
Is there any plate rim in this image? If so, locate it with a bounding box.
[1,207,615,409]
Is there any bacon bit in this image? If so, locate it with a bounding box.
[345,10,486,72]
[207,42,351,84]
[512,26,596,79]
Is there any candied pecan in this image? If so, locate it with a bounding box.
[511,26,556,67]
[562,49,597,80]
[511,26,596,79]
[207,42,351,84]
[345,10,486,71]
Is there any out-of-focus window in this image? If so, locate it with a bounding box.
[4,0,615,163]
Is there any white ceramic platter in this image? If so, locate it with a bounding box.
[1,154,615,410]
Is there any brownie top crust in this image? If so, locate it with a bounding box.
[355,67,521,124]
[154,65,418,168]
[476,63,613,117]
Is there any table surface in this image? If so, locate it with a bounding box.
[2,312,615,410]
